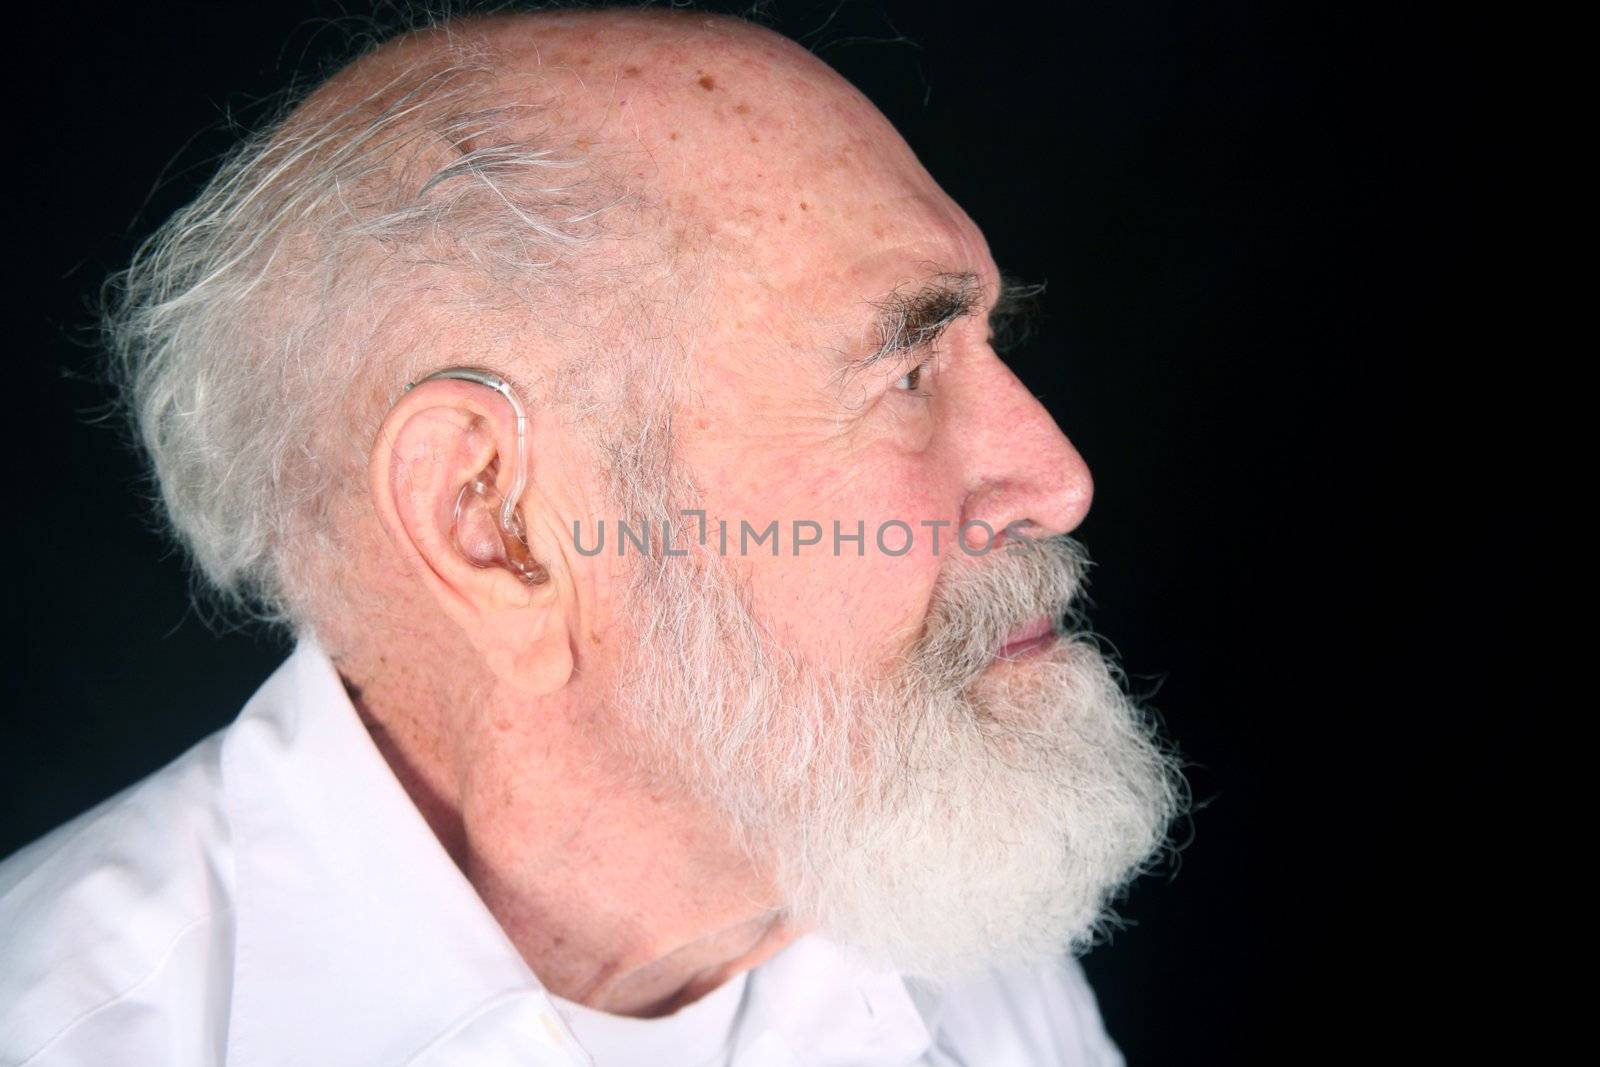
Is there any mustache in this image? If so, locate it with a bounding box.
[910,535,1092,686]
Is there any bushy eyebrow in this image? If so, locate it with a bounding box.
[856,271,983,371]
[850,270,1045,373]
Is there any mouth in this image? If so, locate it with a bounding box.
[994,616,1060,661]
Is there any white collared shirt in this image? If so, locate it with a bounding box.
[0,639,1125,1066]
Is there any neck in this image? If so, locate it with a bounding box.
[346,669,799,1017]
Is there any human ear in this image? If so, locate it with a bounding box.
[369,374,574,696]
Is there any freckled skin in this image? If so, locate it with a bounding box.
[480,10,1092,671]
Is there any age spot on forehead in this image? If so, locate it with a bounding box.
[698,73,717,90]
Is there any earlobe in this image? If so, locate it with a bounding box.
[482,578,575,697]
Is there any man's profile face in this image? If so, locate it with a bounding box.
[531,15,1093,683]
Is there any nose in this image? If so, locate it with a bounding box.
[950,357,1094,548]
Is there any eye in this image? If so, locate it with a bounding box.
[894,356,934,395]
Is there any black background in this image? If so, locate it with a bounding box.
[1,0,1442,1059]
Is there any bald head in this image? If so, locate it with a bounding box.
[307,6,942,286]
[108,3,999,638]
[104,6,788,630]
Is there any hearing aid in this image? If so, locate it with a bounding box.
[403,367,548,586]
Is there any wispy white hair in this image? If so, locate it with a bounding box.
[103,19,616,628]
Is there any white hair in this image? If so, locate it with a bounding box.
[103,24,618,629]
[610,459,1190,976]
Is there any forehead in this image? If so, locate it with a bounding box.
[492,13,999,337]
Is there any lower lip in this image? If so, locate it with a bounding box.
[996,622,1060,661]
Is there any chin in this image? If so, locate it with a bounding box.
[772,639,1187,981]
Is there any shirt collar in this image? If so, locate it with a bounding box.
[736,935,933,1065]
[219,636,590,1066]
[549,969,750,1065]
[218,638,935,1066]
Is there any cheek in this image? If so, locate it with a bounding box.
[719,446,961,672]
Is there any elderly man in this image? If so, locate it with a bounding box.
[0,6,1184,1065]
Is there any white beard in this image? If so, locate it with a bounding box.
[610,533,1187,980]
